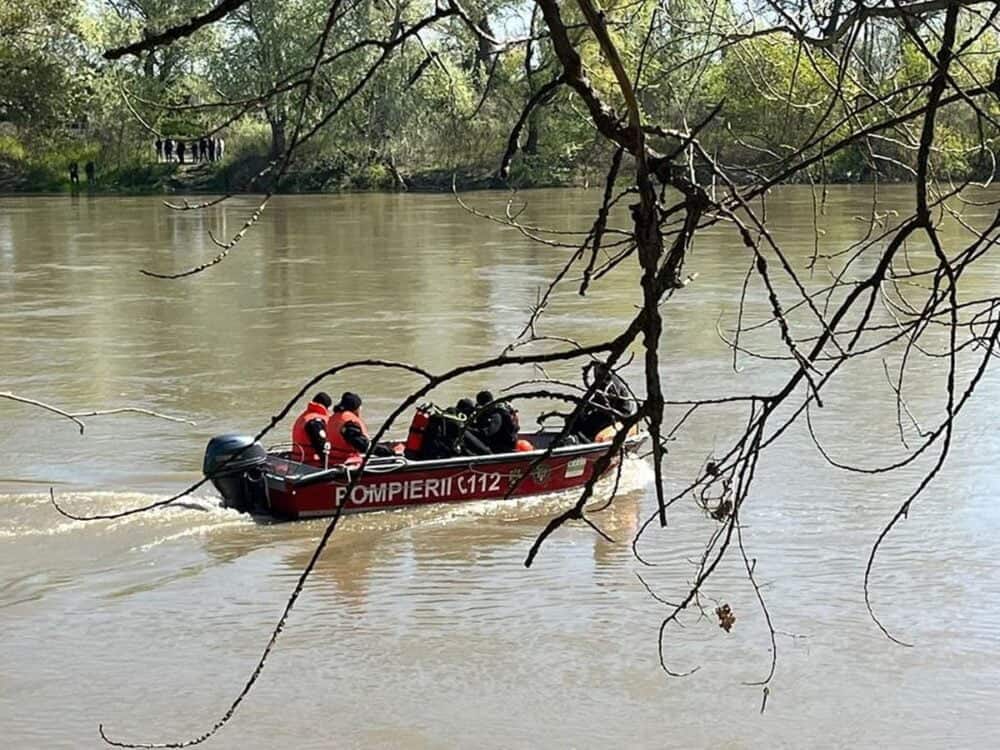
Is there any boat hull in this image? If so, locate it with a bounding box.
[213,432,646,520]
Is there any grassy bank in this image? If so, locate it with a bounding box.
[0,149,586,196]
[0,137,932,197]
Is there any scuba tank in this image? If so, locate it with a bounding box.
[405,405,432,456]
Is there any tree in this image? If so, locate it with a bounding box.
[209,0,329,160]
[100,0,216,85]
[0,0,88,133]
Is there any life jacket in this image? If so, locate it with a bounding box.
[405,407,432,457]
[327,409,368,464]
[291,401,331,463]
[594,422,639,443]
[594,424,618,443]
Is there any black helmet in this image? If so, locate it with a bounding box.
[337,392,362,411]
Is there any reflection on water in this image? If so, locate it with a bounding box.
[1,190,999,748]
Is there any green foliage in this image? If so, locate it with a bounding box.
[506,154,577,188]
[351,162,393,190]
[0,133,26,160]
[701,36,856,171]
[0,0,90,133]
[95,162,177,193]
[3,0,999,192]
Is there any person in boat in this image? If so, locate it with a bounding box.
[291,391,333,464]
[409,399,490,460]
[413,402,469,459]
[454,398,492,455]
[455,398,475,419]
[327,391,393,464]
[576,361,635,441]
[472,391,519,453]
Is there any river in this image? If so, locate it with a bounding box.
[1,188,998,748]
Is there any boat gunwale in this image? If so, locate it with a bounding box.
[268,431,648,489]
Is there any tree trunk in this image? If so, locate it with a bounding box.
[524,111,541,155]
[475,16,498,79]
[268,113,287,160]
[476,18,496,64]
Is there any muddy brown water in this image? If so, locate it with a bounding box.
[1,189,998,748]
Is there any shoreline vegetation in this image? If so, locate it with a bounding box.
[5,3,997,200]
[0,155,528,195]
[0,139,592,194]
[4,0,998,199]
[0,151,936,197]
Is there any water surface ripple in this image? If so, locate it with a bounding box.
[1,190,998,748]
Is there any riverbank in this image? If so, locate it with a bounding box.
[0,157,930,197]
[0,153,584,196]
[0,134,938,196]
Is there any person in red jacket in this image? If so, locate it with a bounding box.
[291,392,332,464]
[327,392,393,465]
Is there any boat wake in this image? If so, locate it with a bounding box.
[0,491,244,540]
[0,459,653,542]
[337,456,655,534]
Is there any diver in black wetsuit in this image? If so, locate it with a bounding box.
[576,361,636,441]
[472,391,519,453]
[414,400,493,459]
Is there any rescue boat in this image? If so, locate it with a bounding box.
[203,429,646,520]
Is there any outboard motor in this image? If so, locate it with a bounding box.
[203,434,269,514]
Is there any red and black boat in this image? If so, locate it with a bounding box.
[203,429,646,520]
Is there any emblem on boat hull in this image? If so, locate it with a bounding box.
[531,464,550,485]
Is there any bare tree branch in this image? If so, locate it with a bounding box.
[104,0,252,60]
[1,392,195,435]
